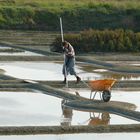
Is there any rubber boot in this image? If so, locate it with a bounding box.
[63,77,67,84]
[76,76,81,84]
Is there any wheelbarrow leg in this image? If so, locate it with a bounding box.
[99,92,102,100]
[90,91,93,99]
[90,91,97,99]
[92,91,97,99]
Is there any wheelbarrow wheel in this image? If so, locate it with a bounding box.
[102,90,111,102]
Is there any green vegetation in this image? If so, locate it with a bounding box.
[0,0,140,31]
[52,29,140,53]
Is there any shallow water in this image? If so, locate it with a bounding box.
[0,45,43,56]
[0,90,139,126]
[0,46,11,49]
[0,61,139,126]
[0,61,139,81]
[0,133,140,140]
[0,62,101,81]
[0,51,43,56]
[79,63,140,80]
[0,92,61,126]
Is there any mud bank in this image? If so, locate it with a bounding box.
[0,78,139,92]
[0,124,140,135]
[40,80,140,90]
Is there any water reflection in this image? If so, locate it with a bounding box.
[61,99,73,126]
[60,99,110,126]
[88,112,110,126]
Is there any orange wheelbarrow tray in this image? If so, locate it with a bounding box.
[88,79,116,102]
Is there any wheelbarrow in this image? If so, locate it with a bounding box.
[88,79,116,102]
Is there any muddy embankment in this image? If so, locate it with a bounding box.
[40,80,140,90]
[0,124,140,135]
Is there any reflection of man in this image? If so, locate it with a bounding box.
[88,112,110,126]
[60,99,73,126]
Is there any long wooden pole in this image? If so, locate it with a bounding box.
[60,17,68,87]
[60,17,64,42]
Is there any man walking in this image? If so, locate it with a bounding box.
[62,41,81,84]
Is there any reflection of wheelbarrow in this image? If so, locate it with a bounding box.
[88,112,110,126]
[88,79,116,102]
[78,112,110,126]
